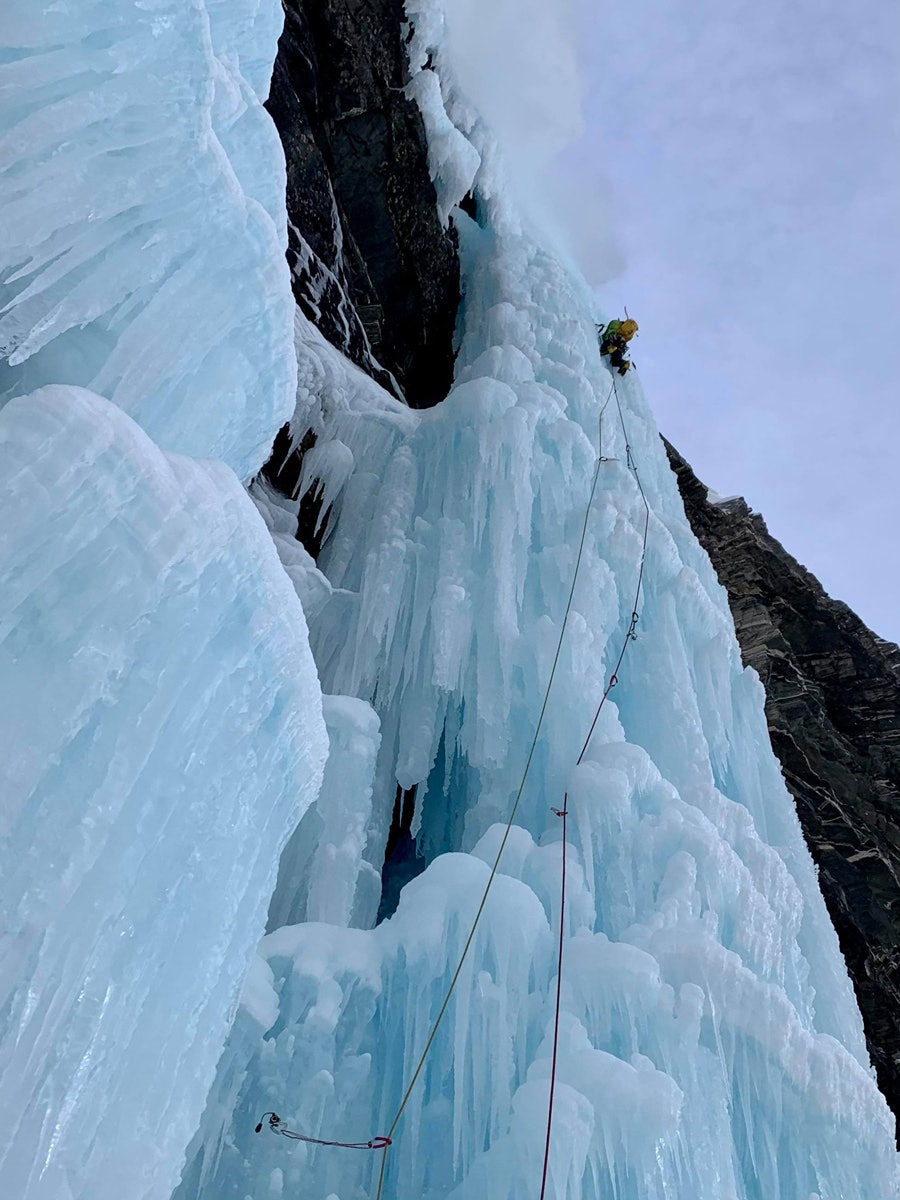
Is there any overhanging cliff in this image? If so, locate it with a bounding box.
[265,0,459,409]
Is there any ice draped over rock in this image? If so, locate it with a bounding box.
[0,5,329,1200]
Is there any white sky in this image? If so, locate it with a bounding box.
[442,0,900,642]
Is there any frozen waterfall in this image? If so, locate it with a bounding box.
[0,2,897,1200]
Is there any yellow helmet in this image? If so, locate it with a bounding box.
[620,318,638,341]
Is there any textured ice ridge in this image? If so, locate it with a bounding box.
[0,0,295,479]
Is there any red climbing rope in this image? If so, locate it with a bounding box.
[255,1112,392,1150]
[539,804,568,1200]
[539,374,651,1199]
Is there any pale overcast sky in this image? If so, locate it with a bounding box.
[443,0,900,643]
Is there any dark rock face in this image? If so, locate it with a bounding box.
[377,784,426,923]
[266,0,459,409]
[665,439,900,1137]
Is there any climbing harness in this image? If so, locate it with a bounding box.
[598,314,638,376]
[257,353,652,1200]
[255,1112,392,1151]
[538,374,651,1200]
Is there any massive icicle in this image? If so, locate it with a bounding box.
[183,8,900,1199]
[0,388,327,1200]
[267,694,382,932]
[0,4,326,1199]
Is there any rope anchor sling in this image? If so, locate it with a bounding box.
[255,1112,392,1151]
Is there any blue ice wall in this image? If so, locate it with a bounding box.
[0,388,327,1200]
[0,5,328,1199]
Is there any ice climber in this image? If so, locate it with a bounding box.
[598,317,638,375]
